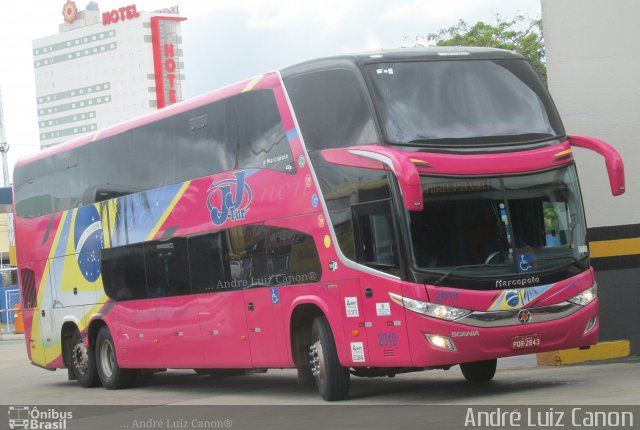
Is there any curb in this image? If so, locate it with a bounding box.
[537,340,631,366]
[0,333,25,341]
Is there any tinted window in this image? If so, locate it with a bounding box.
[14,90,292,218]
[127,120,177,192]
[352,199,400,275]
[311,153,392,262]
[102,224,321,300]
[226,225,268,286]
[174,100,234,182]
[189,232,229,294]
[366,60,564,146]
[228,90,293,173]
[86,133,142,202]
[266,227,322,285]
[144,237,191,297]
[13,158,54,218]
[284,68,378,153]
[101,244,147,301]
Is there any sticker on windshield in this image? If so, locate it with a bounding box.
[375,68,394,75]
[517,252,534,273]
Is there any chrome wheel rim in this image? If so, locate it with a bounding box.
[309,340,326,383]
[72,341,89,375]
[99,340,116,378]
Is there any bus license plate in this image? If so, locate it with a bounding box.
[511,334,541,350]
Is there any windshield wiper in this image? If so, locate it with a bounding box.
[536,255,588,270]
[433,263,512,286]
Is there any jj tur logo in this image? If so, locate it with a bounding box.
[8,406,73,430]
[207,171,253,226]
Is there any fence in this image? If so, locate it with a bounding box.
[1,288,20,334]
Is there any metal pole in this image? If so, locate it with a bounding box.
[0,86,15,268]
[0,85,9,187]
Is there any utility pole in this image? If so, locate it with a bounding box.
[0,86,15,269]
[0,86,8,187]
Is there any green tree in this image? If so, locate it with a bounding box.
[408,15,546,83]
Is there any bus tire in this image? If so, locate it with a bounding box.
[310,316,350,401]
[460,359,497,382]
[95,326,136,389]
[69,329,100,388]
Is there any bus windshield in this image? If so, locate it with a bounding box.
[366,59,564,146]
[409,165,587,281]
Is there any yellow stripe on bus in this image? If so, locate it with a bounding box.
[241,75,263,92]
[590,237,640,258]
[145,180,191,241]
[554,149,572,158]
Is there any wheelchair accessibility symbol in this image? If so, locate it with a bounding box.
[270,287,279,305]
[518,253,533,273]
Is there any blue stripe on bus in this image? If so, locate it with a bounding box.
[286,128,298,142]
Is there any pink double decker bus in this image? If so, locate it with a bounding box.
[13,48,624,401]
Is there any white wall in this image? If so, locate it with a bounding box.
[542,0,640,228]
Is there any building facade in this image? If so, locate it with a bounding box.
[33,2,186,149]
[542,0,640,354]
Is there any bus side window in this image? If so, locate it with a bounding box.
[226,225,268,286]
[283,68,378,152]
[189,232,229,293]
[227,90,292,174]
[101,244,147,301]
[265,226,322,285]
[352,199,400,275]
[143,238,191,298]
[175,100,234,182]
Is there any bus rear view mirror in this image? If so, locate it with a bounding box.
[569,135,625,196]
[321,146,424,211]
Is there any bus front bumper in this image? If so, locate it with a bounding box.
[404,299,599,367]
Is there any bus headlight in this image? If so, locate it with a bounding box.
[568,283,597,306]
[425,334,457,351]
[389,293,471,321]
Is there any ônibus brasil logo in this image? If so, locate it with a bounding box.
[207,171,253,226]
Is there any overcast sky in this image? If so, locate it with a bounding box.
[0,0,541,179]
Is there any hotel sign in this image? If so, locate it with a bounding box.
[102,4,140,25]
[151,15,187,109]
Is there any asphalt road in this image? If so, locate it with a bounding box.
[1,338,639,429]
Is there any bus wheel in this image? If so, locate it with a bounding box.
[309,316,350,401]
[95,326,136,389]
[69,330,100,387]
[460,359,497,382]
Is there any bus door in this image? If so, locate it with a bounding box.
[143,238,204,369]
[190,230,253,368]
[155,296,204,369]
[198,292,252,368]
[238,225,288,367]
[351,198,408,365]
[243,286,289,367]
